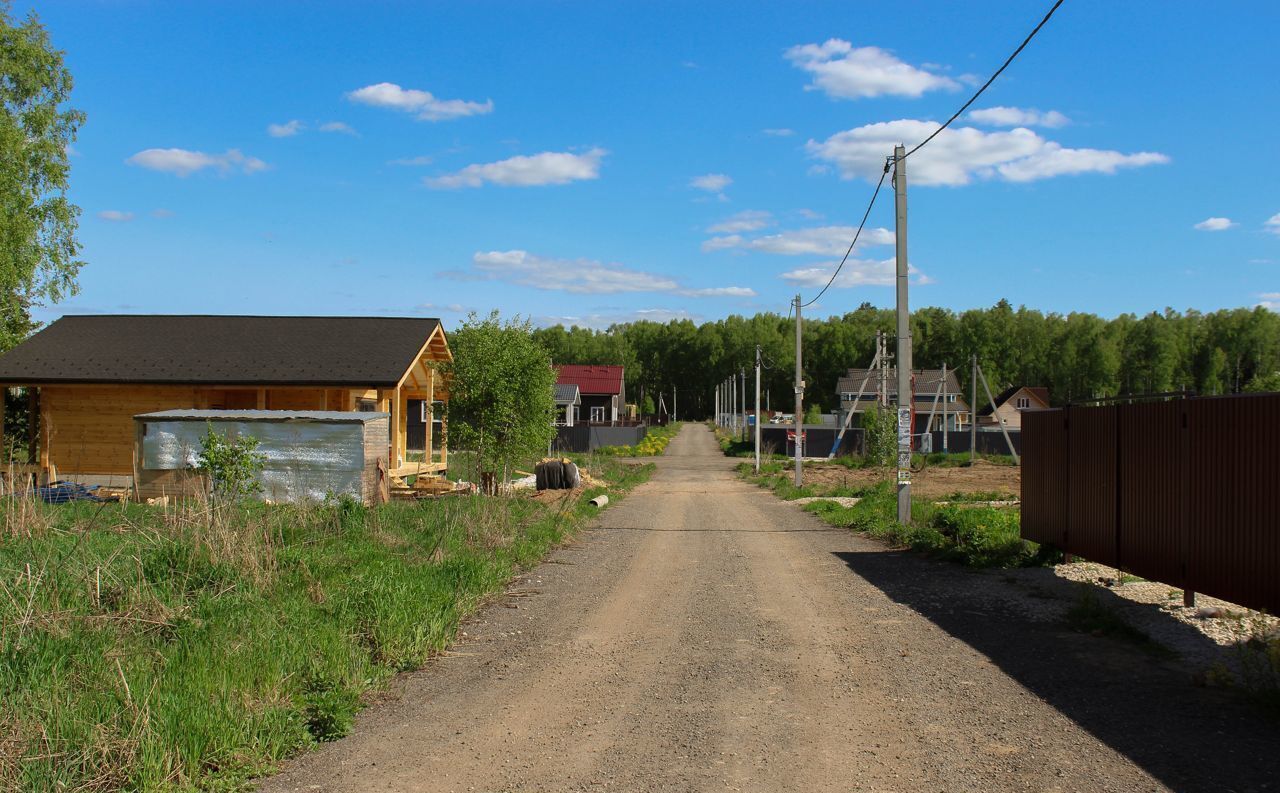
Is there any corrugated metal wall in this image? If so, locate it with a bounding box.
[1022,393,1280,614]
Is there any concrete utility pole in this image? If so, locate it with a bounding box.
[730,374,737,435]
[893,145,913,525]
[971,355,978,465]
[673,387,677,423]
[714,384,719,426]
[754,345,762,473]
[794,295,804,487]
[942,363,949,453]
[740,367,747,442]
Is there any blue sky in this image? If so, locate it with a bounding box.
[22,0,1280,328]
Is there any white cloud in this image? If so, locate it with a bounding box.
[691,173,732,193]
[461,249,754,298]
[763,128,795,137]
[319,121,357,135]
[151,208,174,218]
[784,40,959,99]
[1194,217,1236,231]
[780,257,929,288]
[427,148,605,189]
[97,210,134,222]
[126,148,269,177]
[1258,292,1280,310]
[347,82,494,121]
[538,309,698,329]
[703,225,894,256]
[1265,213,1280,235]
[267,120,304,137]
[707,210,772,234]
[807,119,1169,186]
[969,106,1070,128]
[389,155,434,166]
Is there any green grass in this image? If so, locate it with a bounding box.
[595,422,683,457]
[1064,587,1175,659]
[739,462,1053,569]
[0,458,650,791]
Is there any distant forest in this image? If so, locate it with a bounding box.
[532,300,1280,418]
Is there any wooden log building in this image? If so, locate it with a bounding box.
[0,315,451,486]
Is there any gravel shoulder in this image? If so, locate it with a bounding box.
[259,424,1280,793]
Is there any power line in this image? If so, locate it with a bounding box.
[902,0,1066,160]
[800,164,889,309]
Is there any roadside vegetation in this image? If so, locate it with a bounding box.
[0,457,651,791]
[740,460,1048,569]
[597,422,683,457]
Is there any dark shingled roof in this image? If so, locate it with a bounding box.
[0,315,443,387]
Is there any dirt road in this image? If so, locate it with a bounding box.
[261,425,1280,793]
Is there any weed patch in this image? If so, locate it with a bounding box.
[1064,587,1175,659]
[0,461,651,791]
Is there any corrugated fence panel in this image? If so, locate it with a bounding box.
[1067,405,1118,566]
[1116,400,1186,587]
[1188,394,1280,614]
[1020,409,1066,547]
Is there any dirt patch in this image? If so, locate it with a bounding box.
[801,459,1020,499]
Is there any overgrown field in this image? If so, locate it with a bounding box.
[596,421,683,457]
[0,458,651,791]
[740,461,1051,569]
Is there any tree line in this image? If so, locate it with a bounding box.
[531,300,1280,418]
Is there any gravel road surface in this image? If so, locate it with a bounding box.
[260,424,1280,793]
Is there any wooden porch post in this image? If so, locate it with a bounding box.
[256,389,267,409]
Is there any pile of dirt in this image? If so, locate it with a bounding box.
[799,459,1020,499]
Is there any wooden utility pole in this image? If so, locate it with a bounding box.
[893,145,913,524]
[794,295,804,487]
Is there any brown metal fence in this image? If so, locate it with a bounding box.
[1022,393,1280,614]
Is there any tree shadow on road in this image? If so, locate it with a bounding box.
[833,548,1280,793]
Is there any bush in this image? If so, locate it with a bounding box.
[197,424,266,500]
[861,406,895,468]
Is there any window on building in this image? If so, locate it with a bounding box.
[357,398,376,412]
[590,406,605,423]
[1016,397,1030,409]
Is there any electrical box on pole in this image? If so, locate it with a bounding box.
[893,145,913,525]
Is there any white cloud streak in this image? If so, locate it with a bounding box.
[807,119,1168,186]
[1194,217,1236,231]
[690,173,732,193]
[763,128,795,137]
[347,82,494,121]
[461,250,754,298]
[126,148,268,177]
[389,155,434,166]
[537,309,698,329]
[780,258,931,288]
[968,106,1070,128]
[319,121,357,135]
[1258,292,1280,310]
[427,149,605,189]
[1265,213,1280,235]
[97,210,134,222]
[707,210,772,234]
[703,225,894,256]
[785,40,959,99]
[267,120,304,137]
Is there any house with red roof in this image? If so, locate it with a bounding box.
[555,365,626,425]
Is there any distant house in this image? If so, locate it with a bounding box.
[0,315,451,484]
[554,383,581,426]
[555,365,626,424]
[977,385,1050,430]
[836,367,970,431]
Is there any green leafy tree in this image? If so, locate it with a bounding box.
[197,425,266,500]
[861,406,895,467]
[443,311,556,489]
[1,4,85,350]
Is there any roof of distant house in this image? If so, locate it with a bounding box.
[836,367,968,410]
[553,383,581,405]
[976,385,1051,416]
[0,315,446,387]
[555,364,624,395]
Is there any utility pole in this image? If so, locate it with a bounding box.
[893,145,912,525]
[714,384,719,426]
[673,386,677,423]
[971,354,978,465]
[730,374,736,435]
[754,345,762,473]
[942,362,949,453]
[794,295,804,486]
[740,367,747,441]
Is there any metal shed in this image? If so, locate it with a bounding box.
[133,409,390,504]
